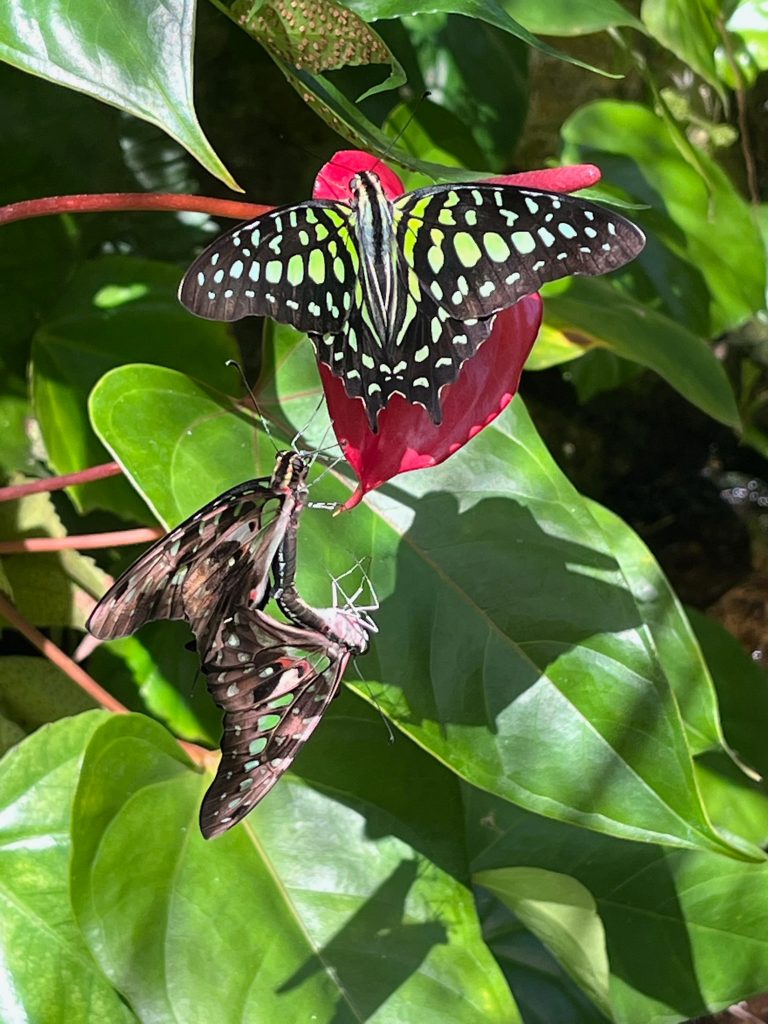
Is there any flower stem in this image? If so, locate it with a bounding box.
[0,462,124,503]
[0,192,271,226]
[0,592,211,766]
[0,528,163,554]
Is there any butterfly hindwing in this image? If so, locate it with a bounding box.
[310,278,494,426]
[393,182,645,321]
[199,608,347,838]
[87,479,291,642]
[178,200,359,333]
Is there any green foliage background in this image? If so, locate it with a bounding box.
[1,1,768,1021]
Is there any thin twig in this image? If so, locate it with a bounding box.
[0,592,211,767]
[716,15,760,205]
[0,192,272,226]
[0,528,163,554]
[0,463,123,503]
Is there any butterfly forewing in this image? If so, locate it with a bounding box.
[178,200,358,333]
[199,608,348,839]
[394,183,645,321]
[87,480,292,643]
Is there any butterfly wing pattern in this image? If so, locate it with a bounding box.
[198,606,366,839]
[87,449,376,838]
[87,452,308,646]
[178,200,358,334]
[179,168,645,429]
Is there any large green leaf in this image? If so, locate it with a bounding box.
[641,0,722,89]
[343,0,620,74]
[399,12,529,170]
[542,277,740,428]
[0,712,135,1024]
[688,609,768,781]
[0,656,98,732]
[501,0,643,35]
[585,502,725,758]
[32,255,239,519]
[476,867,611,1018]
[0,0,237,189]
[231,0,406,101]
[469,790,768,1023]
[561,101,767,336]
[70,710,519,1023]
[88,361,758,858]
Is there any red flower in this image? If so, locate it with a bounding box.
[313,151,602,510]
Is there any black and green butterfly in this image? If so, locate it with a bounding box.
[87,450,376,838]
[179,170,646,429]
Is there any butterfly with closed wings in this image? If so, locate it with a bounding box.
[179,168,646,430]
[87,449,376,838]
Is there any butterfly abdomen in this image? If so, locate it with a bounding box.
[351,171,400,347]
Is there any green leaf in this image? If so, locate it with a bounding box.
[694,754,768,848]
[542,277,741,427]
[88,623,222,744]
[475,867,611,1018]
[0,0,238,189]
[70,711,519,1023]
[399,12,529,170]
[641,0,722,89]
[232,0,406,101]
[90,360,758,858]
[263,51,490,180]
[586,502,725,757]
[688,609,768,781]
[0,489,111,629]
[0,374,34,478]
[32,255,239,518]
[89,364,271,527]
[524,322,586,370]
[344,0,621,76]
[501,0,643,35]
[469,793,768,1023]
[718,0,768,87]
[0,712,136,1024]
[0,656,98,733]
[561,101,767,336]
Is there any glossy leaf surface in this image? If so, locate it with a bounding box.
[89,361,756,859]
[0,0,238,188]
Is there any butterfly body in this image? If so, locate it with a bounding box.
[179,168,646,428]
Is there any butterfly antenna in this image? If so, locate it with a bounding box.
[371,90,432,177]
[291,394,330,456]
[225,359,279,454]
[351,660,395,744]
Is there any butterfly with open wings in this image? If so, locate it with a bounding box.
[179,169,646,430]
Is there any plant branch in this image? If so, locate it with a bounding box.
[0,192,272,226]
[716,15,759,205]
[0,462,123,503]
[0,528,163,554]
[0,592,212,767]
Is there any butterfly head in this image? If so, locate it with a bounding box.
[349,170,385,206]
[271,450,309,494]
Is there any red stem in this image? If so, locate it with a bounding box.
[0,462,124,503]
[0,528,163,554]
[0,192,272,226]
[0,592,211,766]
